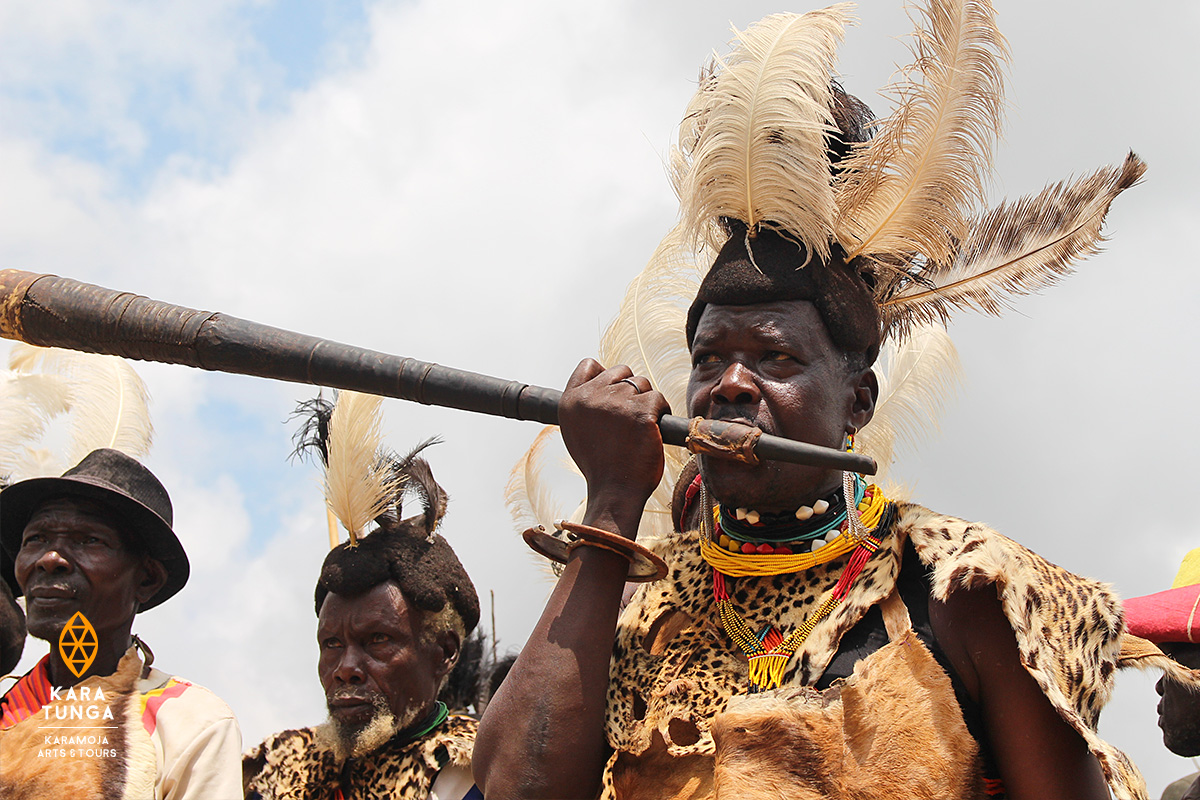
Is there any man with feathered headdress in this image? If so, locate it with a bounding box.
[243,392,483,800]
[475,2,1153,799]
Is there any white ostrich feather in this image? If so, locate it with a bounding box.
[674,7,852,259]
[324,390,403,545]
[882,152,1146,336]
[0,371,72,481]
[598,223,712,539]
[7,344,153,469]
[855,323,961,485]
[597,223,705,418]
[508,226,710,553]
[505,426,570,534]
[835,0,1007,266]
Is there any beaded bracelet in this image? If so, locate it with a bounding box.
[522,520,668,582]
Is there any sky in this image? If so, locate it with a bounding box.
[1,0,1198,793]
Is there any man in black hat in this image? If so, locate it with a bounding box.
[0,448,242,799]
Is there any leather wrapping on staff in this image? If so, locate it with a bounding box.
[686,417,761,464]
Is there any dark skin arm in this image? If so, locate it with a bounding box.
[473,359,669,800]
[930,584,1110,800]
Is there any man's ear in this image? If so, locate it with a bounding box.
[848,366,878,434]
[434,629,462,682]
[135,558,169,607]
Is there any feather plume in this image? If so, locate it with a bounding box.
[290,396,335,465]
[505,426,570,535]
[834,0,1007,266]
[7,344,153,470]
[855,323,961,484]
[597,223,704,420]
[324,391,403,545]
[673,7,852,258]
[597,223,713,539]
[508,226,712,556]
[882,152,1146,335]
[0,371,72,481]
[391,437,447,536]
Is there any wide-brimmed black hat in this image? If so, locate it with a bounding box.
[0,448,189,610]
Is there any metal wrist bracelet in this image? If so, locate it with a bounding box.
[521,520,668,582]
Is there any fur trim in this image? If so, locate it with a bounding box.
[0,648,154,800]
[243,714,476,800]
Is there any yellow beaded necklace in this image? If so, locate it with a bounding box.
[698,472,895,690]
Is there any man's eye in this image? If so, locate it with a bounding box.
[321,639,343,649]
[763,351,793,362]
[370,633,390,644]
[693,353,721,366]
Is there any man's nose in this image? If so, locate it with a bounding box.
[713,362,760,405]
[34,547,72,574]
[333,648,366,684]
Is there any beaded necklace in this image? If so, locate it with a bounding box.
[696,471,896,691]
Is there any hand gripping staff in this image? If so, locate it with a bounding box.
[0,270,876,475]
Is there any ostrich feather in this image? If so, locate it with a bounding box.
[882,152,1146,335]
[673,7,852,258]
[290,396,335,465]
[855,323,961,485]
[834,0,1007,266]
[0,371,72,481]
[597,223,714,539]
[8,344,153,468]
[597,223,705,419]
[390,437,446,536]
[508,226,711,558]
[505,426,570,536]
[324,390,403,545]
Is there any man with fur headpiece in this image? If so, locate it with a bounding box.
[243,392,483,800]
[476,3,1150,799]
[0,448,242,799]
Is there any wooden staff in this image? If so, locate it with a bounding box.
[0,270,876,475]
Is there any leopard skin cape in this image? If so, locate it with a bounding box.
[598,501,1144,799]
[242,714,476,799]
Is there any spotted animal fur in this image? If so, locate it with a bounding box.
[596,502,1144,799]
[242,715,476,799]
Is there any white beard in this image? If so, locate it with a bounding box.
[317,695,423,761]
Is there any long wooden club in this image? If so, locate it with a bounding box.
[0,270,877,475]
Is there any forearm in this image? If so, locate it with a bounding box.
[474,526,631,799]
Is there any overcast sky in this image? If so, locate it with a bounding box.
[2,0,1198,792]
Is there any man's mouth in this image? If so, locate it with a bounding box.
[25,584,78,602]
[326,689,386,719]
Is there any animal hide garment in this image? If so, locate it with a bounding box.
[0,648,155,800]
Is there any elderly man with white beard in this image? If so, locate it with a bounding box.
[242,471,483,800]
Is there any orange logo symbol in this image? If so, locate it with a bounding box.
[58,611,98,678]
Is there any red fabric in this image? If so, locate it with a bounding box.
[0,655,53,729]
[1124,585,1200,643]
[141,678,191,735]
